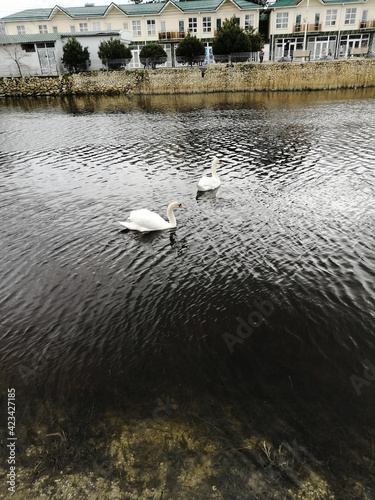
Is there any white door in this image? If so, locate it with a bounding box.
[38,48,58,75]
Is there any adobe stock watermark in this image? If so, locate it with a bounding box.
[223,290,286,353]
[349,359,375,396]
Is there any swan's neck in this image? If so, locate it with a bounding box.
[211,160,219,179]
[167,206,177,227]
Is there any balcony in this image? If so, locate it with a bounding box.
[158,31,185,40]
[293,23,321,33]
[359,20,375,29]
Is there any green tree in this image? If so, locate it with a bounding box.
[98,37,132,69]
[139,43,168,69]
[62,36,90,73]
[212,16,263,61]
[175,32,206,66]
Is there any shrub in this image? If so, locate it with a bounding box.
[98,37,132,69]
[139,43,168,69]
[175,32,206,66]
[62,37,90,73]
[212,16,264,60]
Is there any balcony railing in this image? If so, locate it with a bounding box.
[359,20,375,29]
[158,31,185,40]
[293,23,322,32]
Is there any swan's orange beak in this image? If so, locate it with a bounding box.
[179,204,183,208]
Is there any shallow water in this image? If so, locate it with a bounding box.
[1,89,374,498]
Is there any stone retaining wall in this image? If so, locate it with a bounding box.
[0,60,374,97]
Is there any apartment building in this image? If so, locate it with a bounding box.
[270,0,375,60]
[0,0,263,76]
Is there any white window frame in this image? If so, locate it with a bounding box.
[38,24,48,34]
[189,17,198,33]
[17,25,26,35]
[276,12,288,30]
[147,20,156,36]
[344,8,357,25]
[245,14,255,29]
[123,22,129,30]
[325,10,337,27]
[70,26,76,33]
[132,20,141,37]
[106,23,112,31]
[92,22,101,31]
[79,22,88,32]
[52,26,58,33]
[202,17,211,33]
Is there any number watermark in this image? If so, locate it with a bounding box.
[7,388,16,493]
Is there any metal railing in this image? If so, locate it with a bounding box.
[293,23,321,32]
[158,31,185,40]
[140,56,168,69]
[359,20,375,29]
[213,52,260,63]
[105,58,131,70]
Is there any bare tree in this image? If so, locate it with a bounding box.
[1,45,28,77]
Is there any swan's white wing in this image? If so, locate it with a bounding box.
[129,209,169,230]
[118,220,148,231]
[197,176,220,191]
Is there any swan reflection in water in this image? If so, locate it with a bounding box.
[120,227,178,247]
[196,187,219,201]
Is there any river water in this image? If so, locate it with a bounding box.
[0,90,374,499]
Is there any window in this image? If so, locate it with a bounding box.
[325,10,337,26]
[202,17,211,33]
[38,25,48,34]
[314,13,321,29]
[245,14,255,29]
[70,26,76,33]
[360,10,368,28]
[123,22,129,30]
[17,25,26,35]
[216,19,222,30]
[147,20,156,36]
[52,26,58,33]
[344,8,357,25]
[189,17,197,33]
[79,23,88,32]
[21,43,35,52]
[179,20,184,33]
[160,21,166,32]
[295,14,302,31]
[92,22,101,31]
[132,20,141,36]
[276,12,288,29]
[106,23,112,31]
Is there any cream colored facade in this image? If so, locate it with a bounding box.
[269,0,375,59]
[0,1,263,73]
[2,1,261,41]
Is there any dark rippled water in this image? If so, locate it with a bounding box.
[1,90,374,498]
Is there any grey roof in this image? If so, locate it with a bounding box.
[0,31,122,45]
[0,33,61,44]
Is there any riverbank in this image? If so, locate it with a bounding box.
[0,59,374,97]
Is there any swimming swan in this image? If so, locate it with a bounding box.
[118,201,183,232]
[197,157,223,192]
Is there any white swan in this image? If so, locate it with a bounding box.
[118,201,183,232]
[197,157,223,192]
